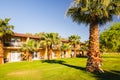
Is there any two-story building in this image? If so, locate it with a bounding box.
[1,33,73,64]
[0,33,84,64]
[3,33,40,62]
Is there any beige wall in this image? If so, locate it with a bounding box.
[54,50,61,58]
[67,50,71,58]
[39,48,47,59]
[4,49,10,59]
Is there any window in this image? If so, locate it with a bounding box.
[11,37,21,47]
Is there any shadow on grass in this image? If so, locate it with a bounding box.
[41,60,120,80]
[95,70,120,80]
[41,60,85,70]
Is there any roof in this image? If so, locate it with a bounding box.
[61,40,69,43]
[13,33,40,39]
[13,33,82,44]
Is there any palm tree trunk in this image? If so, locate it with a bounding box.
[44,47,48,59]
[48,48,52,60]
[26,50,29,61]
[73,48,76,58]
[86,22,104,73]
[29,52,33,62]
[64,51,66,58]
[73,44,77,58]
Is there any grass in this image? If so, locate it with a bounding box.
[0,54,120,80]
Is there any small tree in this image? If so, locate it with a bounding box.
[68,35,81,57]
[0,18,14,64]
[80,40,89,56]
[21,39,39,61]
[40,32,61,60]
[61,43,71,58]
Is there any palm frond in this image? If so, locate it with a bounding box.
[66,0,120,25]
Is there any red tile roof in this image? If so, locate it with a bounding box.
[61,40,69,43]
[13,33,40,39]
[13,33,83,44]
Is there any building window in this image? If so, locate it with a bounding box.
[11,37,21,47]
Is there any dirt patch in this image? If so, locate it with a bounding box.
[7,70,40,76]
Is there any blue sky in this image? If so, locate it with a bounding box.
[0,0,120,42]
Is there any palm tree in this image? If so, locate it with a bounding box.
[33,41,41,53]
[61,43,71,58]
[0,18,14,64]
[40,32,61,60]
[66,0,120,73]
[34,32,46,37]
[68,35,81,58]
[80,40,89,56]
[21,39,39,61]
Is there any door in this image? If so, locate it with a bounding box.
[10,51,21,62]
[33,52,39,60]
[52,52,57,59]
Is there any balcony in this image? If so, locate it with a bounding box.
[4,42,22,47]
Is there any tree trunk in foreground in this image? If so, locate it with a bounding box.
[86,23,104,73]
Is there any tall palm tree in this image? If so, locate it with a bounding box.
[40,32,61,60]
[0,18,14,64]
[66,0,120,73]
[61,43,71,58]
[68,35,81,58]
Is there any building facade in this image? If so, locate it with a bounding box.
[3,33,40,62]
[1,33,75,64]
[0,33,85,64]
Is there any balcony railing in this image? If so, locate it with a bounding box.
[4,42,22,47]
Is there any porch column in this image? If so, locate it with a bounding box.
[0,43,4,64]
[0,55,4,64]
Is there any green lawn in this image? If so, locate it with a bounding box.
[0,54,120,80]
